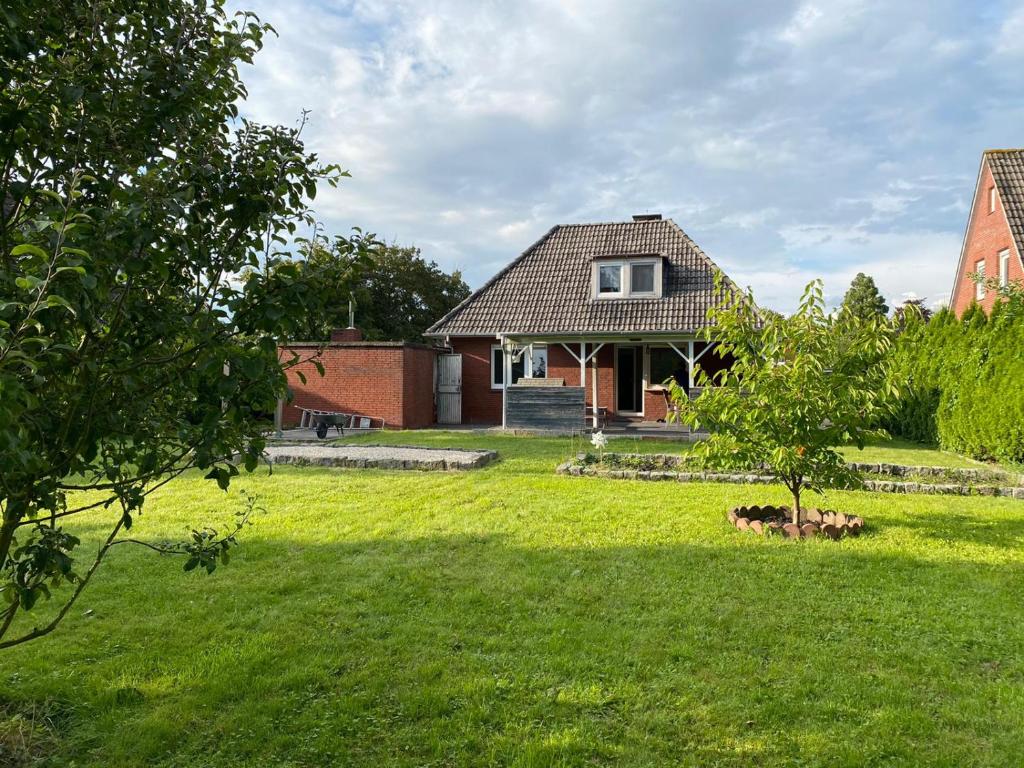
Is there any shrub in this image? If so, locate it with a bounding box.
[885,293,1024,464]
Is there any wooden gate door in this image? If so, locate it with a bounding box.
[437,354,462,424]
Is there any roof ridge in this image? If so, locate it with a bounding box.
[984,148,1024,154]
[557,219,671,227]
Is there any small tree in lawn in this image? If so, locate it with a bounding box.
[669,276,899,525]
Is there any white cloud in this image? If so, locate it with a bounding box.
[995,7,1024,57]
[226,0,1017,314]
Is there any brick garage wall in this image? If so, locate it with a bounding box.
[401,346,437,428]
[953,162,1024,316]
[278,342,436,429]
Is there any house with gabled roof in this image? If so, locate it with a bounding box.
[425,214,745,429]
[950,149,1024,316]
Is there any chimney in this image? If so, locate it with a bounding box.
[632,213,662,222]
[330,327,363,342]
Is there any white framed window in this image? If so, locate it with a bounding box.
[491,344,547,389]
[990,186,997,214]
[597,262,624,296]
[530,346,548,378]
[593,258,662,299]
[630,262,656,295]
[975,259,986,300]
[1000,249,1011,287]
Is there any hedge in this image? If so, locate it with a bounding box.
[884,298,1024,464]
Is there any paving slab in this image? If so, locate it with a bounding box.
[263,444,497,471]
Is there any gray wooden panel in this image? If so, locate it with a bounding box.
[506,386,585,431]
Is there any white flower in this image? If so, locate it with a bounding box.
[590,430,608,450]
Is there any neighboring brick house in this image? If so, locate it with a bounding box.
[424,214,743,427]
[278,328,437,429]
[950,149,1024,316]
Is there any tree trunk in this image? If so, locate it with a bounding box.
[790,480,801,526]
[0,516,17,574]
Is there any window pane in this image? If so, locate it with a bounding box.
[531,347,547,378]
[1001,252,1010,286]
[599,265,621,293]
[976,261,986,299]
[631,263,655,294]
[492,348,503,386]
[649,347,686,387]
[511,356,525,384]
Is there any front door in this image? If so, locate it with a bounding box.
[616,345,643,414]
[437,354,462,424]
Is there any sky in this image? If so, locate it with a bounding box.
[232,0,1024,313]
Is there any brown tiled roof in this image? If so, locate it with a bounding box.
[987,149,1024,260]
[426,218,746,337]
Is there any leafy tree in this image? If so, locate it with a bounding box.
[355,244,470,342]
[840,272,888,322]
[254,230,378,342]
[0,1,362,647]
[669,276,898,524]
[892,297,933,329]
[288,241,470,342]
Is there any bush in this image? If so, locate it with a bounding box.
[885,296,1024,464]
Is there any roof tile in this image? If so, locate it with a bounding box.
[426,218,745,337]
[987,149,1024,260]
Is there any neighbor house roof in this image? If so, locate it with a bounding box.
[426,217,747,337]
[987,149,1024,260]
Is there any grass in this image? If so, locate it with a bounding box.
[4,431,1024,766]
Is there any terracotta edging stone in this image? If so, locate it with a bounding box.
[728,505,864,540]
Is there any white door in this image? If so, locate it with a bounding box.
[437,354,462,424]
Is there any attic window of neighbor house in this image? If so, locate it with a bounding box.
[1000,249,1011,287]
[593,257,662,299]
[976,259,986,300]
[989,186,997,213]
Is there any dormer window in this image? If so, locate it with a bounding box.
[598,263,623,296]
[631,262,656,295]
[593,256,663,299]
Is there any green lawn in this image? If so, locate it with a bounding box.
[5,432,1024,766]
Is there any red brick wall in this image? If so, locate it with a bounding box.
[952,162,1024,316]
[451,338,733,425]
[449,337,503,424]
[278,343,436,429]
[401,347,437,428]
[331,327,363,342]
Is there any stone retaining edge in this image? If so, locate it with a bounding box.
[270,450,497,471]
[556,462,1024,499]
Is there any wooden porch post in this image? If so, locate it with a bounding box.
[579,341,586,390]
[687,340,695,390]
[591,350,599,428]
[501,336,511,429]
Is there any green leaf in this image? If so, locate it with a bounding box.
[10,243,49,259]
[15,275,44,291]
[45,294,76,314]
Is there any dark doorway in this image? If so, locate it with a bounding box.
[616,346,643,413]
